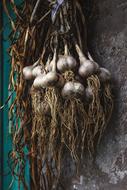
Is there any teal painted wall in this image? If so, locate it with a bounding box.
[0,2,30,190]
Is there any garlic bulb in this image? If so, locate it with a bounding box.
[23,66,33,80]
[98,68,111,82]
[76,44,99,78]
[57,56,68,72]
[23,59,40,80]
[57,44,78,73]
[66,56,77,70]
[32,65,43,77]
[33,50,61,88]
[62,81,85,98]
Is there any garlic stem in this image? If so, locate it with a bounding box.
[75,44,87,61]
[33,58,40,67]
[52,49,57,72]
[88,52,94,61]
[64,44,68,56]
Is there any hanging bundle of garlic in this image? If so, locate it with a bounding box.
[6,0,113,189]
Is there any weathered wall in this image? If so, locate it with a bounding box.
[65,0,127,189]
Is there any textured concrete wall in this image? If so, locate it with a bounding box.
[65,0,127,189]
